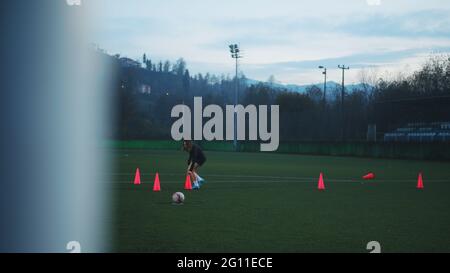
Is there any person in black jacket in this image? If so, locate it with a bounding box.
[183,140,207,190]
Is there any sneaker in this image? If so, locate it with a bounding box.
[198,178,206,186]
[192,182,201,190]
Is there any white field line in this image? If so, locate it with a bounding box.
[110,180,311,184]
[108,180,450,184]
[105,173,450,183]
[107,180,450,183]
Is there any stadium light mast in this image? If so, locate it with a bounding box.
[318,66,327,105]
[229,44,242,151]
[338,65,350,141]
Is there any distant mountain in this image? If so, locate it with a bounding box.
[245,79,372,94]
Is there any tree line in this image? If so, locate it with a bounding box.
[104,51,450,142]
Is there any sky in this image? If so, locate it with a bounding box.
[90,0,450,85]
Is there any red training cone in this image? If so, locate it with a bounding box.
[363,172,375,180]
[153,172,161,192]
[317,173,325,190]
[417,172,424,189]
[133,168,141,185]
[184,174,192,190]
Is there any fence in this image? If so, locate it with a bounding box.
[104,140,450,160]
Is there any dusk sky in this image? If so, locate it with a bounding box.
[92,0,450,85]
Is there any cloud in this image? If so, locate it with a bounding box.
[366,0,382,6]
[92,1,450,84]
[262,46,450,70]
[335,9,450,38]
[216,47,450,84]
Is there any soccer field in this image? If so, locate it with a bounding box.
[110,149,450,253]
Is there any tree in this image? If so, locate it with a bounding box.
[276,92,316,140]
[267,75,276,87]
[163,60,171,73]
[183,69,191,99]
[109,50,450,142]
[146,60,153,70]
[305,85,323,103]
[358,66,378,94]
[173,58,187,76]
[143,54,152,70]
[116,80,137,139]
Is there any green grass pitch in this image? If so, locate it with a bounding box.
[110,149,450,252]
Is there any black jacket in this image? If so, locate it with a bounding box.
[188,143,206,165]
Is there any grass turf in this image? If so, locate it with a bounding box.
[110,149,450,252]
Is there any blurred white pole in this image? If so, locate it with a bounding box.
[0,0,111,252]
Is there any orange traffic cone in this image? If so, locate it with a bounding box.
[318,173,325,190]
[133,168,141,185]
[417,172,424,189]
[153,172,161,191]
[184,174,192,190]
[363,172,375,180]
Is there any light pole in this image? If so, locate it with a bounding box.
[229,44,242,151]
[318,66,327,140]
[318,66,327,105]
[338,65,350,140]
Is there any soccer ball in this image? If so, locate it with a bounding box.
[172,192,185,204]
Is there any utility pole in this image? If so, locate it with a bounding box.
[338,65,349,141]
[229,44,242,151]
